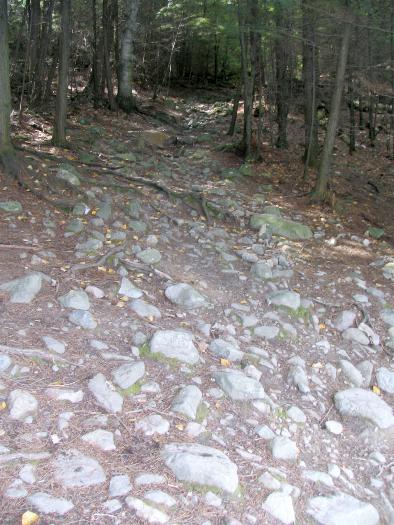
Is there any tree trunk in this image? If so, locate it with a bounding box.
[102,0,117,110]
[52,0,71,147]
[32,0,55,104]
[302,0,319,166]
[275,1,292,149]
[28,0,42,97]
[117,0,140,112]
[92,0,100,107]
[228,90,241,136]
[0,0,12,157]
[348,66,356,154]
[312,14,352,201]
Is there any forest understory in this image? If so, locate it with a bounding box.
[0,89,393,525]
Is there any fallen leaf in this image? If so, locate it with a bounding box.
[22,511,40,525]
[0,401,6,410]
[175,423,184,431]
[220,358,230,367]
[372,385,381,395]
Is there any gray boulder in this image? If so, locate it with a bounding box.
[214,369,265,400]
[59,289,90,310]
[165,283,206,309]
[171,385,202,419]
[0,272,42,303]
[334,388,394,429]
[250,214,312,240]
[53,449,106,488]
[307,493,379,525]
[150,330,199,364]
[162,443,238,494]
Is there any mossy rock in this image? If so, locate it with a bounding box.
[250,213,312,240]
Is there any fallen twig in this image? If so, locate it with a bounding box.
[0,344,83,367]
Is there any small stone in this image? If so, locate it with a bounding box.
[204,491,222,507]
[325,420,343,435]
[109,474,132,497]
[302,470,334,487]
[68,310,97,329]
[268,290,300,311]
[19,464,36,484]
[259,471,282,490]
[0,272,42,303]
[103,499,122,512]
[119,277,143,298]
[126,496,169,524]
[214,369,265,400]
[46,388,84,403]
[130,299,161,319]
[145,490,176,508]
[85,285,105,299]
[334,311,356,331]
[135,414,170,435]
[81,429,116,451]
[88,373,123,413]
[171,385,202,419]
[150,330,199,364]
[255,424,275,440]
[0,200,22,213]
[57,164,80,186]
[27,492,74,515]
[42,336,66,354]
[287,406,306,423]
[307,493,379,525]
[59,289,90,310]
[250,262,273,280]
[270,437,299,461]
[263,492,295,524]
[162,442,238,494]
[8,390,38,421]
[376,367,394,394]
[165,283,206,309]
[112,361,145,389]
[135,473,165,486]
[0,354,12,372]
[339,360,363,387]
[254,325,279,340]
[5,479,27,498]
[209,339,244,361]
[334,388,394,429]
[342,328,370,346]
[136,248,161,264]
[53,449,106,488]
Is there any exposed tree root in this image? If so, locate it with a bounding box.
[0,343,82,366]
[70,247,122,273]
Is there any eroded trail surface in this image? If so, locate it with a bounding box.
[0,98,394,525]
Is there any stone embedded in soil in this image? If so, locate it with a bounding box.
[112,361,145,389]
[334,388,394,429]
[46,388,84,403]
[53,449,106,488]
[0,272,42,303]
[42,336,66,354]
[376,367,394,394]
[88,373,123,413]
[171,385,202,419]
[325,420,343,435]
[209,338,244,361]
[27,492,74,516]
[56,164,81,186]
[109,474,132,497]
[342,327,370,346]
[162,442,238,494]
[119,277,143,298]
[68,309,97,329]
[263,491,295,524]
[0,200,22,213]
[267,290,301,310]
[334,310,356,331]
[164,282,206,309]
[136,248,161,264]
[339,360,363,387]
[307,493,379,525]
[270,437,299,461]
[126,496,169,524]
[135,414,170,436]
[0,353,12,372]
[135,473,166,486]
[130,299,161,319]
[254,325,279,340]
[214,369,265,400]
[81,429,116,451]
[250,261,273,280]
[150,330,200,364]
[302,470,334,487]
[144,490,176,508]
[59,289,90,310]
[250,213,313,240]
[380,308,394,326]
[8,389,38,421]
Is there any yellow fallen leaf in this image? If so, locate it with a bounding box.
[97,266,107,272]
[116,301,125,308]
[240,299,248,304]
[148,316,154,322]
[22,511,40,525]
[319,323,326,330]
[91,209,97,216]
[175,423,184,431]
[372,386,381,395]
[0,401,6,410]
[107,268,115,274]
[220,358,230,367]
[122,224,128,230]
[119,295,129,302]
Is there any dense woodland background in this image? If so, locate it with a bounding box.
[0,0,394,203]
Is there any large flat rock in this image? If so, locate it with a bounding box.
[334,388,394,429]
[162,443,238,493]
[250,213,312,240]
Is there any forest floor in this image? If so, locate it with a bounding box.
[0,91,393,525]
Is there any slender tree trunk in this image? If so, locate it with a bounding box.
[52,0,71,147]
[0,0,13,157]
[391,0,394,157]
[32,0,55,104]
[228,90,241,136]
[275,1,292,149]
[302,0,319,166]
[312,14,352,201]
[28,0,41,98]
[117,0,140,112]
[102,0,117,110]
[92,0,100,107]
[238,0,253,159]
[348,66,356,154]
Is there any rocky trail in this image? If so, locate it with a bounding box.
[0,95,393,525]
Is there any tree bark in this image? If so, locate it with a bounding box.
[275,1,292,149]
[302,0,319,165]
[312,13,352,201]
[52,0,71,147]
[32,0,55,105]
[0,0,13,158]
[102,0,117,110]
[92,0,100,107]
[117,0,140,112]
